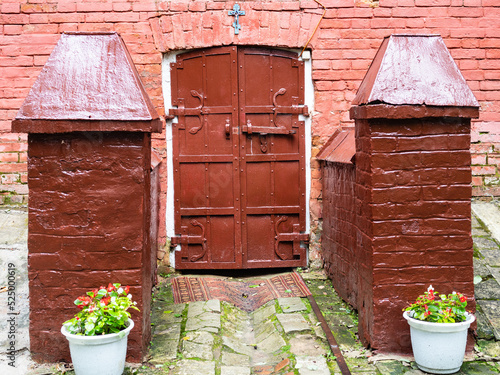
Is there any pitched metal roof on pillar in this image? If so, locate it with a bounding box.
[12,32,161,133]
[351,34,480,119]
[317,127,355,164]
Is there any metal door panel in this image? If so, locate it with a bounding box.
[172,46,307,269]
[210,216,236,263]
[275,161,300,207]
[179,163,206,208]
[246,162,272,207]
[239,47,308,268]
[245,215,274,262]
[208,163,234,208]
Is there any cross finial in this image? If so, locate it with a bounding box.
[229,4,245,35]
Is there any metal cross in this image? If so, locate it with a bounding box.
[229,4,245,35]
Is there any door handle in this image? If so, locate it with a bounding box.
[225,119,231,138]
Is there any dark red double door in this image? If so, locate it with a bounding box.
[170,46,308,269]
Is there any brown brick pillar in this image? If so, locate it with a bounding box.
[350,35,480,353]
[11,33,162,362]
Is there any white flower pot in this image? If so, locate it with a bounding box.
[61,319,134,375]
[403,311,475,374]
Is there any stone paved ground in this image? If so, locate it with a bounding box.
[3,200,500,374]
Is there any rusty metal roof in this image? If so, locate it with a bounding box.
[316,127,355,164]
[14,32,160,124]
[352,34,479,108]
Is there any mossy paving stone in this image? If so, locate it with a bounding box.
[475,278,500,300]
[330,325,358,350]
[171,359,215,375]
[187,299,221,318]
[488,266,500,284]
[256,331,287,353]
[474,258,491,278]
[471,215,481,228]
[475,309,496,340]
[278,297,307,313]
[478,300,500,340]
[472,228,489,237]
[254,320,278,342]
[474,237,500,251]
[290,334,327,356]
[295,355,330,375]
[374,360,412,374]
[222,352,251,366]
[154,282,175,303]
[185,312,221,331]
[220,365,251,375]
[276,313,310,334]
[312,296,348,313]
[481,250,500,267]
[476,339,500,358]
[252,301,276,325]
[322,311,356,328]
[182,340,213,360]
[457,361,500,374]
[149,333,180,364]
[151,309,186,333]
[344,357,378,373]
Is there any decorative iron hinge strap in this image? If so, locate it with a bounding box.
[169,90,207,134]
[171,220,207,262]
[274,217,309,260]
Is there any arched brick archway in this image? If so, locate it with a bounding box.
[149,6,321,52]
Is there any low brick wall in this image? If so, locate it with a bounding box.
[354,117,475,353]
[322,162,357,309]
[27,132,152,362]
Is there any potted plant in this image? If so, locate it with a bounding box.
[403,285,475,374]
[61,283,139,375]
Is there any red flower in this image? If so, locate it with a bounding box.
[124,286,130,295]
[460,295,467,303]
[107,283,115,292]
[77,296,91,305]
[101,296,110,306]
[91,289,98,297]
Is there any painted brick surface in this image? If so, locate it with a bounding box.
[27,132,152,362]
[321,162,357,308]
[354,117,474,353]
[1,0,499,264]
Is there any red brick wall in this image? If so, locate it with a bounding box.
[321,162,357,308]
[354,117,474,353]
[27,132,152,362]
[1,0,499,263]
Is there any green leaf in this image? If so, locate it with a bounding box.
[249,285,259,288]
[163,310,173,314]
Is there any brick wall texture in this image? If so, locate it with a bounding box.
[321,162,357,308]
[325,116,474,352]
[1,0,499,262]
[27,132,153,362]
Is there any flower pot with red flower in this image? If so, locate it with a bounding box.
[403,285,475,374]
[61,283,139,375]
